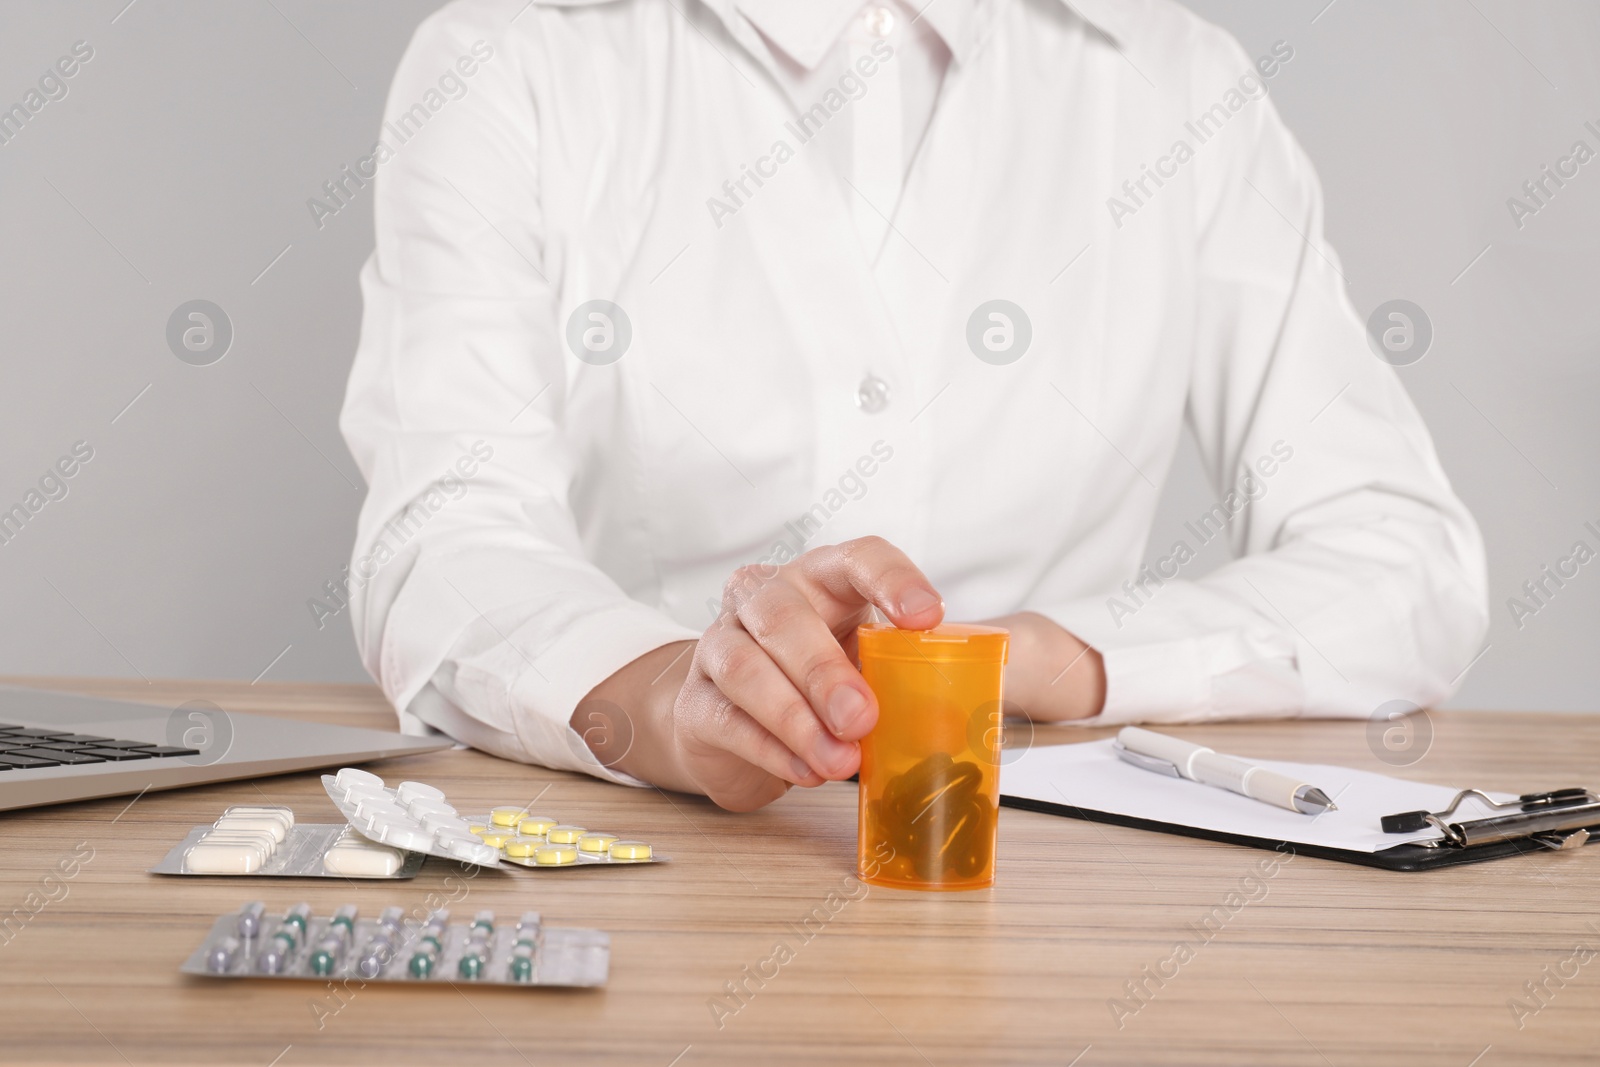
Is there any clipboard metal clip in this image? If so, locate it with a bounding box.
[1533,827,1590,852]
[1382,788,1600,850]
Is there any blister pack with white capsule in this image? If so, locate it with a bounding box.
[322,768,667,869]
[150,804,426,879]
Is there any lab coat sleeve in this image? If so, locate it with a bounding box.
[1038,34,1489,724]
[338,8,698,781]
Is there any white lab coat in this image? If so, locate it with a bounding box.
[340,0,1489,783]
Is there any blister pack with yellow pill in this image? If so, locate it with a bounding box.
[321,769,666,870]
[182,901,609,988]
[150,804,426,879]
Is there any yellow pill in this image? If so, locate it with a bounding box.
[516,815,557,837]
[476,830,515,848]
[544,825,585,845]
[466,822,489,835]
[490,807,526,828]
[502,836,544,858]
[533,845,578,866]
[576,833,618,854]
[608,840,653,861]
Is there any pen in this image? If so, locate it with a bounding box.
[1113,726,1338,815]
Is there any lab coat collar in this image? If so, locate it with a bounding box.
[721,0,1128,68]
[734,0,865,71]
[1061,0,1130,45]
[520,0,1127,66]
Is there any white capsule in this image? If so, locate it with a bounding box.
[186,843,265,874]
[220,805,295,831]
[212,814,288,843]
[197,829,277,862]
[323,842,404,877]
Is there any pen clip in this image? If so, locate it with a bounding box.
[1112,740,1181,778]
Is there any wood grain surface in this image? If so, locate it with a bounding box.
[0,676,1596,1066]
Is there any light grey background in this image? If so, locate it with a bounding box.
[0,1,1595,710]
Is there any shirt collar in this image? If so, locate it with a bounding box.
[1060,0,1130,46]
[731,0,988,69]
[720,0,1126,71]
[733,0,862,70]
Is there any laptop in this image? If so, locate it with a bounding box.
[0,684,450,813]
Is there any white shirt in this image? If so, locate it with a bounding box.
[340,0,1490,784]
[738,0,951,249]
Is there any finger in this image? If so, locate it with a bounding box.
[796,535,944,630]
[678,669,825,791]
[697,620,860,779]
[677,711,794,812]
[736,575,878,742]
[702,770,792,814]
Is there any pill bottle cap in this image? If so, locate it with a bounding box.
[856,623,1009,664]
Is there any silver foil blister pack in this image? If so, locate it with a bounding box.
[182,901,609,988]
[152,821,425,879]
[322,768,667,869]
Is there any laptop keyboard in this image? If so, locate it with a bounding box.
[0,723,201,770]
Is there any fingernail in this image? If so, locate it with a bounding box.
[898,587,940,618]
[789,754,815,783]
[827,685,868,736]
[815,734,857,779]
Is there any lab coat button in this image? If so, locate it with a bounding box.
[862,6,895,38]
[856,376,891,413]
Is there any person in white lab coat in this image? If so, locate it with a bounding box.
[340,0,1488,810]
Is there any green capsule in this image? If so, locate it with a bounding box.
[509,954,533,983]
[408,950,435,979]
[310,949,336,976]
[458,952,485,980]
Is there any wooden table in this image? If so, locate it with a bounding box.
[1,677,1596,1066]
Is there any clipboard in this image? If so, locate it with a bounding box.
[998,739,1600,871]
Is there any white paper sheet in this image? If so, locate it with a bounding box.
[1000,739,1513,853]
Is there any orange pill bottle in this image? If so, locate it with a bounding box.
[856,623,1009,891]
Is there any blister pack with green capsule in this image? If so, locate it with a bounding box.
[181,901,609,988]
